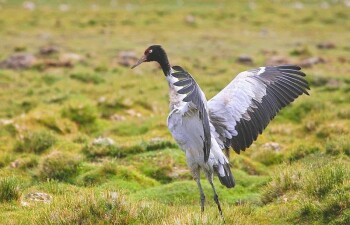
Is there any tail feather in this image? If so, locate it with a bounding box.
[217,163,235,188]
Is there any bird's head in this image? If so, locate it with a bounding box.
[131,45,167,69]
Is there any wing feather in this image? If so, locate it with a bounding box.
[208,65,310,153]
[171,66,211,162]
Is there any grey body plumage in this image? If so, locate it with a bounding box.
[131,45,309,218]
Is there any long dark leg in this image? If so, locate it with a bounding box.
[196,178,205,214]
[190,165,206,213]
[206,170,225,221]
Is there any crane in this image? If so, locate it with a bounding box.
[131,45,309,218]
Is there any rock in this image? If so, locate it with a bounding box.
[261,50,277,55]
[39,45,60,56]
[10,160,20,168]
[59,4,70,12]
[299,57,325,68]
[337,57,347,63]
[317,42,336,49]
[59,53,84,64]
[185,14,196,24]
[345,0,350,7]
[266,56,292,66]
[236,55,254,65]
[117,51,138,67]
[98,96,107,104]
[262,142,281,152]
[93,137,115,146]
[293,2,304,10]
[22,1,36,11]
[41,60,73,68]
[21,192,52,206]
[326,79,343,89]
[126,109,141,117]
[0,53,36,70]
[110,114,126,121]
[0,119,14,125]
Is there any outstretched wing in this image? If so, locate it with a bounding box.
[208,65,310,154]
[171,65,211,162]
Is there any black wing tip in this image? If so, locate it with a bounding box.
[172,65,185,72]
[218,163,235,188]
[275,64,302,71]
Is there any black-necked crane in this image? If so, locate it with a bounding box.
[131,45,309,218]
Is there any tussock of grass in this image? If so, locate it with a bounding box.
[262,159,350,224]
[251,149,283,166]
[70,73,105,84]
[13,131,57,154]
[37,116,78,134]
[82,139,177,159]
[111,122,150,136]
[231,156,268,175]
[13,154,39,170]
[0,177,20,202]
[76,162,118,186]
[325,135,350,156]
[31,191,138,225]
[287,144,320,162]
[97,98,129,118]
[62,103,98,127]
[38,151,81,182]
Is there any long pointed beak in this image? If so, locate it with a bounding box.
[131,55,147,69]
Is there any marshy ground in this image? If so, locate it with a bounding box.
[0,1,349,224]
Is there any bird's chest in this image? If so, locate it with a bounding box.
[167,107,205,161]
[167,109,187,151]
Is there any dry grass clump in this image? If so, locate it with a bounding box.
[38,151,81,182]
[14,131,57,154]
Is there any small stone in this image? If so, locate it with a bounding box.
[0,53,36,70]
[10,160,20,168]
[59,53,84,64]
[293,2,304,10]
[299,57,325,68]
[236,55,254,65]
[326,79,343,88]
[126,109,141,117]
[266,56,292,66]
[110,114,126,121]
[0,119,14,125]
[262,142,281,152]
[21,192,52,206]
[98,96,107,103]
[41,60,73,68]
[185,14,196,24]
[23,1,36,11]
[317,42,336,49]
[39,46,60,56]
[93,137,115,146]
[116,51,138,67]
[59,4,70,12]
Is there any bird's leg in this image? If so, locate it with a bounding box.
[196,178,205,214]
[191,166,205,214]
[206,171,225,221]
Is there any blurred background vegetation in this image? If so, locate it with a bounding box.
[0,0,349,224]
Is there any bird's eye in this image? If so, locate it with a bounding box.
[148,49,153,54]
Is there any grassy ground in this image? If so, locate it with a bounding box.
[0,0,349,224]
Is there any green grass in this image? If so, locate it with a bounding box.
[0,0,349,224]
[0,177,21,202]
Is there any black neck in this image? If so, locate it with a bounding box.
[157,48,171,76]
